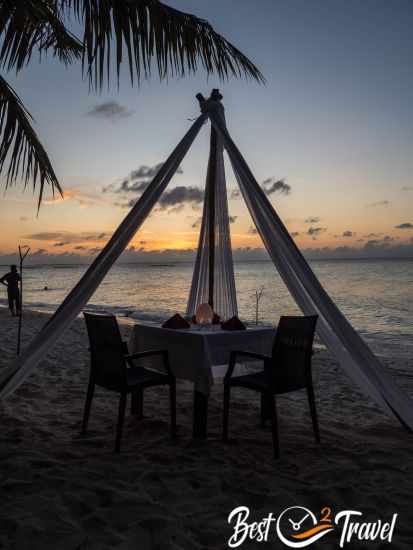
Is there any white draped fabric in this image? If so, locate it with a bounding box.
[208,104,413,430]
[0,114,207,399]
[186,103,238,320]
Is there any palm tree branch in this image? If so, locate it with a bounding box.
[0,0,83,73]
[59,0,265,89]
[0,74,62,210]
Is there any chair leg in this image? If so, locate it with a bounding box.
[81,379,95,434]
[260,393,265,427]
[307,384,320,443]
[170,380,177,438]
[269,393,280,459]
[131,390,138,415]
[115,392,127,453]
[260,393,271,427]
[138,388,144,419]
[223,384,230,441]
[131,388,144,418]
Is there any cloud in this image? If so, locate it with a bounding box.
[303,241,413,260]
[230,189,240,199]
[191,216,202,229]
[401,186,412,191]
[117,198,138,209]
[105,163,183,198]
[191,214,235,228]
[364,236,394,249]
[2,238,413,266]
[342,230,354,237]
[305,217,320,224]
[24,232,66,241]
[131,164,180,180]
[118,179,150,194]
[248,226,258,235]
[366,200,390,207]
[307,226,327,238]
[42,187,106,208]
[158,186,204,211]
[364,232,382,238]
[20,216,28,222]
[262,178,291,196]
[87,101,134,121]
[24,231,109,244]
[290,231,300,237]
[395,222,413,229]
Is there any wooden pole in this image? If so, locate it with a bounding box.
[17,245,30,355]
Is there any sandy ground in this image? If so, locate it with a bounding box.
[0,307,413,550]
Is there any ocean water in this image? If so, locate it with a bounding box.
[0,259,412,359]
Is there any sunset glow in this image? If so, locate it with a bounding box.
[1,0,412,264]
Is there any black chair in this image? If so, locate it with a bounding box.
[223,315,319,458]
[82,312,176,452]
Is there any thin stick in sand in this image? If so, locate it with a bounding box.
[17,245,30,356]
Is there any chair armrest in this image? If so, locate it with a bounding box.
[232,350,271,362]
[224,350,271,382]
[125,349,174,378]
[125,349,167,361]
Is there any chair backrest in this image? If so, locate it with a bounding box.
[270,315,318,391]
[84,313,127,389]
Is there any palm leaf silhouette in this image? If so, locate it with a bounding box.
[0,0,83,71]
[0,0,264,206]
[0,75,62,210]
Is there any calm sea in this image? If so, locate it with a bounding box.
[1,259,412,359]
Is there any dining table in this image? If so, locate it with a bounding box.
[128,322,275,438]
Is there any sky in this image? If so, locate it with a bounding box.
[1,0,413,264]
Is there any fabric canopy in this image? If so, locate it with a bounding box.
[1,93,412,433]
[187,101,237,320]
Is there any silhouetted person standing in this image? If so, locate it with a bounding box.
[0,265,21,316]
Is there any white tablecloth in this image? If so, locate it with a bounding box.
[128,324,275,395]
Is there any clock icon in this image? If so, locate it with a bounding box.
[276,506,333,548]
[280,506,317,533]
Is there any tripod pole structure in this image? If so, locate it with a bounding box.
[17,245,30,356]
[195,89,224,310]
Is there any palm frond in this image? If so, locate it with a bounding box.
[59,0,265,89]
[0,75,62,210]
[0,0,83,72]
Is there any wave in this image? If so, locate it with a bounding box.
[0,298,170,326]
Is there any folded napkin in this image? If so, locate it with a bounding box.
[212,313,221,325]
[162,313,190,329]
[221,316,246,331]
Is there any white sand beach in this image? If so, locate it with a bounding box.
[1,307,413,549]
